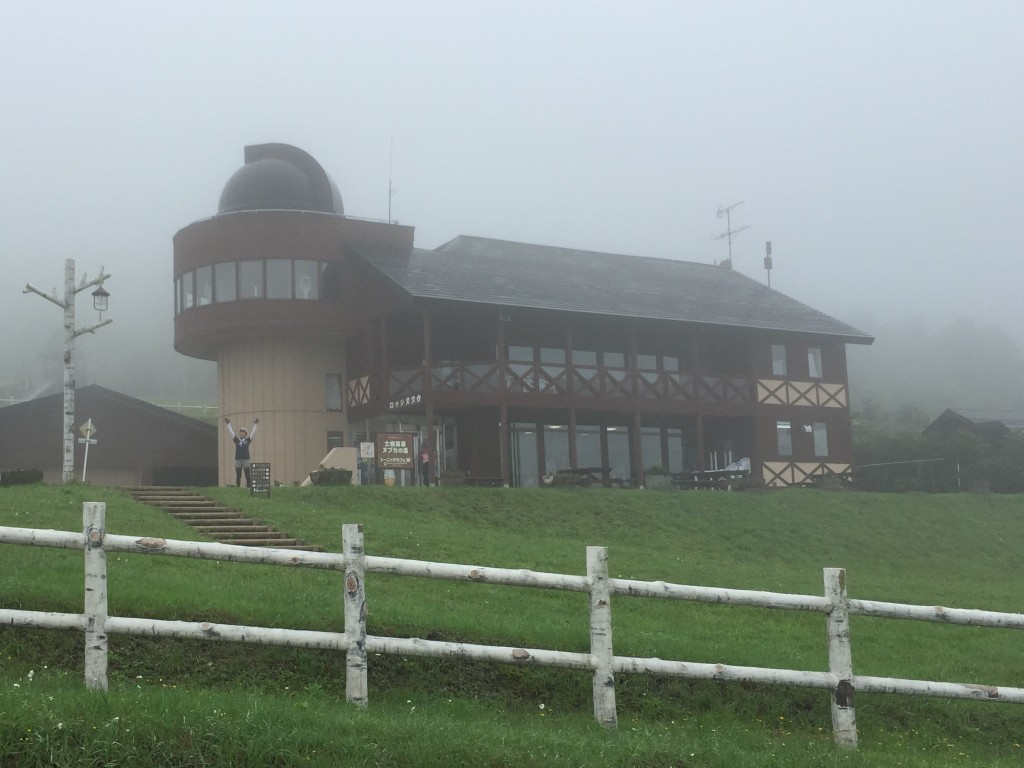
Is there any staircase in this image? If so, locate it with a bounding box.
[123,487,322,552]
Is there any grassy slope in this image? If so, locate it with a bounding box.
[2,484,1024,767]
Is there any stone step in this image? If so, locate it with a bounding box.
[124,486,321,551]
[190,524,275,534]
[144,499,218,506]
[219,538,305,548]
[166,509,242,518]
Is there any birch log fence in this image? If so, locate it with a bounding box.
[3,502,1024,750]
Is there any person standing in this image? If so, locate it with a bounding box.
[225,416,259,487]
[420,443,431,486]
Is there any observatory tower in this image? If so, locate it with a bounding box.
[173,144,413,485]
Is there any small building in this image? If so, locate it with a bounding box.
[0,385,217,486]
[174,143,873,488]
[923,408,1024,443]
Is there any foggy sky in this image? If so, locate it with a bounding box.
[2,2,1022,401]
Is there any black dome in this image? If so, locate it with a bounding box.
[218,143,344,215]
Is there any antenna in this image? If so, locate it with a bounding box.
[387,138,395,224]
[714,201,749,268]
[764,241,773,288]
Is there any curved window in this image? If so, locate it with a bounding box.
[295,260,319,299]
[267,259,292,299]
[215,262,236,302]
[196,266,213,306]
[239,261,263,299]
[176,259,336,311]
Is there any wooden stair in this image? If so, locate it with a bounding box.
[123,486,322,552]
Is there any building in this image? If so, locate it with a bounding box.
[923,408,1024,443]
[174,143,873,488]
[0,385,217,486]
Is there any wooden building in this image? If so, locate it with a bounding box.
[0,385,217,486]
[174,143,872,488]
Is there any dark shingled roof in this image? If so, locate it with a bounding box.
[353,235,873,343]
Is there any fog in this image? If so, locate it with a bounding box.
[2,2,1022,412]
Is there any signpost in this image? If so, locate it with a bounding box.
[375,433,415,470]
[77,419,98,483]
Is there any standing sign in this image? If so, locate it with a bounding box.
[375,433,415,470]
[77,419,98,483]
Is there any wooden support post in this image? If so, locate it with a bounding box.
[587,546,617,729]
[83,502,108,692]
[499,403,510,487]
[344,524,368,707]
[568,408,578,469]
[825,567,857,748]
[633,409,642,486]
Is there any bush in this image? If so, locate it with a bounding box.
[310,467,352,486]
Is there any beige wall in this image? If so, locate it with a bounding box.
[218,338,347,487]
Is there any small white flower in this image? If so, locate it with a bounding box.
[12,683,19,688]
[26,670,34,680]
[57,723,63,730]
[538,703,545,710]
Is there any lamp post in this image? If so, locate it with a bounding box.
[24,259,112,483]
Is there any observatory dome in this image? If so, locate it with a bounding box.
[217,143,344,215]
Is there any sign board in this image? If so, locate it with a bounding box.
[78,419,97,439]
[375,433,415,470]
[250,463,272,497]
[359,441,376,460]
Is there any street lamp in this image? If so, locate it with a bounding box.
[24,259,112,483]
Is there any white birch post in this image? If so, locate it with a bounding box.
[825,567,857,748]
[343,524,368,707]
[587,545,617,728]
[83,502,108,692]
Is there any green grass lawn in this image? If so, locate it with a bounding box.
[2,483,1024,766]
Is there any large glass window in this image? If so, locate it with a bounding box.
[808,347,823,379]
[239,260,263,299]
[174,276,181,315]
[606,426,631,481]
[772,344,787,376]
[196,266,213,306]
[512,423,539,487]
[812,422,829,457]
[267,259,292,299]
[575,425,602,468]
[295,260,319,299]
[543,425,570,474]
[215,262,236,302]
[776,421,793,457]
[666,427,686,473]
[641,427,662,471]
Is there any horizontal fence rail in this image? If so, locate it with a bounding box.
[3,503,1024,749]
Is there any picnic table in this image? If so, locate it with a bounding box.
[554,467,628,488]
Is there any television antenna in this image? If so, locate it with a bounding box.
[387,138,396,224]
[714,201,749,268]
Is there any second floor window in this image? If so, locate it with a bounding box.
[808,347,823,378]
[771,344,787,376]
[326,374,343,411]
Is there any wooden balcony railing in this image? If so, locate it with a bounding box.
[349,360,755,411]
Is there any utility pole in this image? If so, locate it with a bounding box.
[715,201,749,268]
[24,259,112,483]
